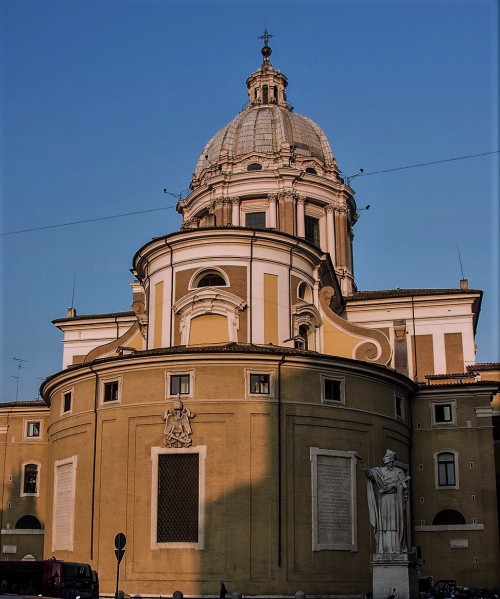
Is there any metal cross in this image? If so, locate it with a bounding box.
[258,28,275,47]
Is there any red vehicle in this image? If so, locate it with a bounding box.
[0,558,98,599]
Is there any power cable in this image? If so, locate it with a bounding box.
[1,205,177,237]
[344,150,499,182]
[1,149,498,237]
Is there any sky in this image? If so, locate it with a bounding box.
[1,0,498,402]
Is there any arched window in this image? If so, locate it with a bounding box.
[262,85,269,104]
[23,463,38,494]
[305,167,317,174]
[197,271,226,287]
[247,162,263,171]
[297,282,313,303]
[437,452,456,486]
[432,509,466,525]
[298,324,309,350]
[16,515,42,529]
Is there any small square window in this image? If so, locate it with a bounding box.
[103,380,119,403]
[250,373,270,394]
[170,374,190,395]
[321,375,345,404]
[26,421,40,438]
[435,403,453,423]
[63,391,72,413]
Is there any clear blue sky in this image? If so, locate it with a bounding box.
[1,0,498,402]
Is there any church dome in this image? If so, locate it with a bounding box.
[193,37,336,179]
[194,107,335,177]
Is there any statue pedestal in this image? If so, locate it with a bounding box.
[372,552,418,599]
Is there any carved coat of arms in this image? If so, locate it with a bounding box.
[163,399,195,448]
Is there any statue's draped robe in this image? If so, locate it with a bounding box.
[366,466,407,554]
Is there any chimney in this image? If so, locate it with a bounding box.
[66,307,77,318]
[460,278,469,290]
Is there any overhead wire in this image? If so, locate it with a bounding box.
[1,149,498,237]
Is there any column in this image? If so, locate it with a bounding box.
[268,194,277,228]
[296,196,305,238]
[231,197,240,226]
[325,205,336,264]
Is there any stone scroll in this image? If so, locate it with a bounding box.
[310,448,357,551]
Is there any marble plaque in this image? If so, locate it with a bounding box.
[311,448,357,551]
[52,457,77,551]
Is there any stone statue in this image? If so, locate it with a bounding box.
[163,399,195,448]
[357,450,409,554]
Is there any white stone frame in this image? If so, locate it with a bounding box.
[174,288,246,345]
[165,369,195,400]
[23,419,42,440]
[434,449,460,490]
[430,399,456,426]
[52,455,77,551]
[61,387,74,416]
[320,374,345,405]
[245,368,275,399]
[189,267,229,290]
[99,375,122,406]
[151,445,207,550]
[20,461,41,497]
[310,448,358,551]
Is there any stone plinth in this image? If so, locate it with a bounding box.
[372,552,419,599]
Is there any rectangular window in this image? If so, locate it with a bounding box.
[26,421,40,438]
[250,373,270,394]
[170,374,190,395]
[157,453,199,543]
[437,453,456,486]
[435,403,452,423]
[305,215,320,246]
[103,380,119,403]
[395,395,403,419]
[245,212,266,229]
[23,464,38,494]
[324,379,342,402]
[321,375,345,405]
[151,446,206,549]
[63,391,72,413]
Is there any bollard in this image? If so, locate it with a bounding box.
[295,591,306,599]
[173,591,183,599]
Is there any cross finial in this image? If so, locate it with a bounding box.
[257,28,274,47]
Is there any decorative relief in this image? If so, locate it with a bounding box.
[163,399,196,448]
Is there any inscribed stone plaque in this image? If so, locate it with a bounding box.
[311,448,357,551]
[52,457,77,551]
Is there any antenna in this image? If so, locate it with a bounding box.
[456,244,465,279]
[12,357,28,402]
[71,274,77,308]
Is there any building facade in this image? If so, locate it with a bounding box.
[1,40,499,595]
